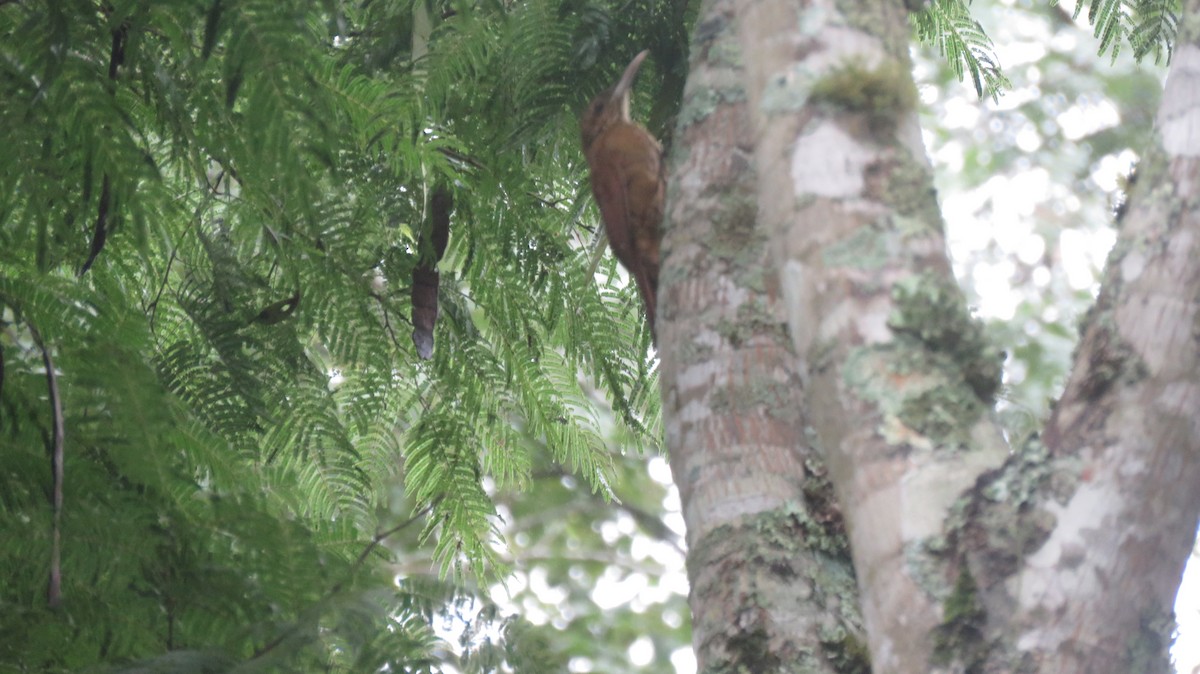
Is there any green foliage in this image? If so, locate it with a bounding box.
[493,455,688,672]
[913,0,1176,98]
[1059,0,1181,63]
[912,0,1011,99]
[0,0,1165,670]
[0,0,686,670]
[912,0,1178,97]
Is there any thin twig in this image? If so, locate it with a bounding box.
[345,502,437,580]
[149,173,225,329]
[146,247,177,331]
[29,325,64,608]
[250,502,436,660]
[79,174,111,278]
[587,228,611,278]
[369,291,406,351]
[436,147,484,171]
[525,191,567,209]
[525,466,685,555]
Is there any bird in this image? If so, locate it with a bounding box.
[580,50,665,342]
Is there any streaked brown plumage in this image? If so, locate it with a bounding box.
[580,50,664,341]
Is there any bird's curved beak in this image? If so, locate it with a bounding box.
[610,50,649,116]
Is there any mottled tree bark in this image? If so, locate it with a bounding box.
[663,0,1200,670]
[968,5,1200,671]
[732,0,1012,668]
[659,0,863,671]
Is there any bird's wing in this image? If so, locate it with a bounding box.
[588,124,663,272]
[588,137,636,269]
[616,126,663,278]
[587,124,664,334]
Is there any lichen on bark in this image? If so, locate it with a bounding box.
[888,271,1004,402]
[809,59,916,135]
[688,507,864,674]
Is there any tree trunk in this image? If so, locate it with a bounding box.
[662,0,1200,671]
[981,4,1200,669]
[659,0,864,670]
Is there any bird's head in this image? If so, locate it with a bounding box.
[580,50,649,151]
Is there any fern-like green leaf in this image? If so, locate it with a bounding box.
[913,0,1010,100]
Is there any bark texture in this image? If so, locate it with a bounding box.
[664,0,1200,671]
[731,0,1008,669]
[975,8,1200,672]
[660,0,864,670]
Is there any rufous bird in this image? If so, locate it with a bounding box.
[580,50,665,342]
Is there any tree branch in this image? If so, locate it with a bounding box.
[146,247,177,331]
[249,502,436,660]
[29,324,64,608]
[79,21,128,277]
[346,501,437,578]
[78,174,111,278]
[370,290,407,352]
